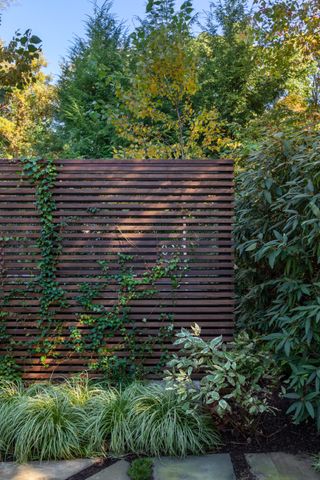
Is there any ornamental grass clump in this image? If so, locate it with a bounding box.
[0,379,93,462]
[59,374,104,407]
[0,378,220,461]
[10,388,88,462]
[0,380,25,456]
[84,382,143,455]
[84,382,220,457]
[128,383,220,457]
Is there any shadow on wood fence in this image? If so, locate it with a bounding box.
[0,158,234,379]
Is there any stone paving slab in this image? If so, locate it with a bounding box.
[153,454,236,480]
[87,460,130,480]
[246,452,320,480]
[0,458,96,480]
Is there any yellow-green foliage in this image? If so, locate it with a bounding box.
[0,70,56,157]
[113,0,238,159]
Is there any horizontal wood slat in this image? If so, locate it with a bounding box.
[0,158,234,379]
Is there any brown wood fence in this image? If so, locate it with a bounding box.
[0,158,234,379]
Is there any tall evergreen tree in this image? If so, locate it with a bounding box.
[196,0,289,134]
[57,1,127,158]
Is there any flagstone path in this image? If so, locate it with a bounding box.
[153,454,235,480]
[246,452,320,480]
[1,452,320,480]
[0,458,96,480]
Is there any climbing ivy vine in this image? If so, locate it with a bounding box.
[22,158,67,361]
[71,252,188,382]
[0,311,21,379]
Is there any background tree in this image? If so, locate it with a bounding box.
[255,0,320,109]
[196,0,311,144]
[0,1,52,157]
[113,0,197,159]
[113,0,236,159]
[51,0,319,161]
[56,0,127,158]
[1,0,318,160]
[0,29,42,98]
[0,66,56,157]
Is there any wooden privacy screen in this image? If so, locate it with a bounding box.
[0,158,234,379]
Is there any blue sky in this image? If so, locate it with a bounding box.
[1,0,211,81]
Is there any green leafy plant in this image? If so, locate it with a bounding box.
[235,124,320,428]
[128,458,153,480]
[0,356,20,380]
[165,324,277,434]
[0,311,20,381]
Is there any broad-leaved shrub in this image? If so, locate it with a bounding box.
[236,124,320,427]
[165,324,277,434]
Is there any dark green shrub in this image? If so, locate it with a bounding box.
[128,458,153,480]
[236,123,320,428]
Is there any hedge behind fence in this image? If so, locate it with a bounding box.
[0,158,234,379]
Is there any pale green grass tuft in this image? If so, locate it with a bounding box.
[84,383,144,455]
[0,379,219,461]
[12,388,88,462]
[128,383,220,457]
[0,380,25,455]
[59,374,104,407]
